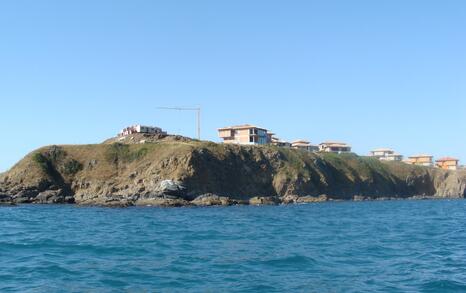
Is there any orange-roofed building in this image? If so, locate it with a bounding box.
[406,154,434,167]
[435,157,459,170]
[218,124,272,145]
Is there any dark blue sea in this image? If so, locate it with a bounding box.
[1,200,466,293]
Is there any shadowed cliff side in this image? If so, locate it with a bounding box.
[0,139,465,206]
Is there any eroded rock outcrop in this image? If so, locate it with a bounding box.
[0,140,465,206]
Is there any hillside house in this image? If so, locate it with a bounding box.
[435,157,459,170]
[319,141,352,153]
[218,124,272,145]
[406,154,434,167]
[291,140,319,152]
[369,148,403,161]
[118,125,166,137]
[271,137,292,148]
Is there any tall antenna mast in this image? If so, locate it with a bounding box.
[157,106,201,140]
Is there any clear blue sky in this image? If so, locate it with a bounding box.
[0,0,465,172]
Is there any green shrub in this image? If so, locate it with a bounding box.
[105,143,129,164]
[105,144,148,164]
[32,153,51,173]
[47,145,66,162]
[63,159,83,175]
[129,147,148,161]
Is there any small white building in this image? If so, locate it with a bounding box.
[271,137,292,148]
[369,148,403,161]
[291,140,319,152]
[319,141,352,153]
[118,125,167,137]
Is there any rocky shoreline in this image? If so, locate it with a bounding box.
[1,138,465,207]
[0,191,458,208]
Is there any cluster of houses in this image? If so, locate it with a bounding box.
[217,124,461,171]
[117,124,461,171]
[217,124,352,154]
[367,148,460,170]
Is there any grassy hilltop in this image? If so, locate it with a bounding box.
[1,134,465,206]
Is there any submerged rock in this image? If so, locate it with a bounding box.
[281,194,328,204]
[0,193,13,205]
[36,189,64,203]
[191,194,232,206]
[134,197,190,207]
[249,196,281,205]
[296,195,328,203]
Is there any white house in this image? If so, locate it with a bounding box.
[319,141,352,153]
[118,125,167,137]
[291,140,319,152]
[271,137,292,148]
[369,148,403,161]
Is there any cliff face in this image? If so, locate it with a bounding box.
[0,139,465,206]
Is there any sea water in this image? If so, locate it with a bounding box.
[1,200,466,293]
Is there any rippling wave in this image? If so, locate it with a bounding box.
[1,200,466,292]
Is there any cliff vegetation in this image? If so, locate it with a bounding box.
[1,136,465,206]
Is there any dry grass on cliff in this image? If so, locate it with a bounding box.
[2,139,442,194]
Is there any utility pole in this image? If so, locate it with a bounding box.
[157,106,201,140]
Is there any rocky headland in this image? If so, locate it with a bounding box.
[1,134,465,207]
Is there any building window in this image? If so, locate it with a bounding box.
[250,136,254,143]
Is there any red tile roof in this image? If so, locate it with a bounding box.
[218,124,268,131]
[436,157,459,162]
